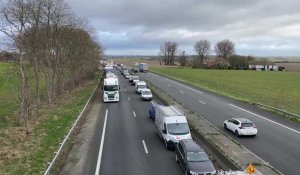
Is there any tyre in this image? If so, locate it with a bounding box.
[165,140,170,150]
[224,123,228,130]
[235,130,240,137]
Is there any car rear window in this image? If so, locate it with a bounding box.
[242,122,254,127]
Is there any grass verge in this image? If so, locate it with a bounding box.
[150,67,300,116]
[0,62,101,175]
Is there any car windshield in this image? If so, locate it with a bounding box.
[132,76,140,80]
[242,122,254,127]
[138,85,147,89]
[142,91,151,95]
[103,85,118,91]
[167,123,189,135]
[187,152,209,162]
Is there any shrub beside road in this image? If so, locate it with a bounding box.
[0,62,101,175]
[151,67,300,115]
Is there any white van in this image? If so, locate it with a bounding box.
[135,81,147,94]
[154,105,191,149]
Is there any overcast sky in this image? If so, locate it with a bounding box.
[68,0,300,56]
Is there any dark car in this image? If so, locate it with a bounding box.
[131,67,139,73]
[175,139,216,175]
[148,104,155,119]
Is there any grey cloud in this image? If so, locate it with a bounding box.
[67,0,300,56]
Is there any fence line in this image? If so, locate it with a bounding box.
[254,103,300,119]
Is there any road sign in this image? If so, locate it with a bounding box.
[246,164,256,174]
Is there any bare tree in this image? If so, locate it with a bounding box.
[215,39,235,60]
[178,50,187,66]
[159,41,178,65]
[194,39,211,66]
[0,0,32,132]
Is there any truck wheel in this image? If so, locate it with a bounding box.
[235,130,240,137]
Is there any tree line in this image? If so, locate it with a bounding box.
[159,39,253,68]
[0,0,103,132]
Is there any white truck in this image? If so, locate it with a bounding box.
[155,105,191,149]
[138,63,148,72]
[103,77,120,102]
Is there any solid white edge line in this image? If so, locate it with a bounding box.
[133,111,136,118]
[142,140,149,154]
[198,100,206,105]
[95,109,108,175]
[164,77,203,94]
[229,103,300,134]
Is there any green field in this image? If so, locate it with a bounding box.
[151,67,300,115]
[0,63,19,127]
[0,62,101,174]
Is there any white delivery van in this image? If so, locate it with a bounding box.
[135,81,147,94]
[155,105,191,149]
[103,77,120,102]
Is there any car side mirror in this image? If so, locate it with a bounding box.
[162,129,167,134]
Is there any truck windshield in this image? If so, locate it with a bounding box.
[187,152,209,162]
[167,123,189,135]
[103,85,118,91]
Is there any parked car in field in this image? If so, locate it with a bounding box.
[141,89,152,101]
[175,139,216,175]
[224,118,257,137]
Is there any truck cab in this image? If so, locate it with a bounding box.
[103,77,120,102]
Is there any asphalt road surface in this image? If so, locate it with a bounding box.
[138,72,300,175]
[89,70,183,175]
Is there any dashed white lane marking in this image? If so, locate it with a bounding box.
[167,84,170,87]
[125,89,127,91]
[198,100,206,105]
[95,109,108,175]
[133,111,136,118]
[229,103,300,134]
[150,101,155,105]
[128,97,130,101]
[164,77,203,94]
[142,140,149,154]
[180,91,184,94]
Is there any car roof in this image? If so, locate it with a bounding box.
[141,88,151,92]
[235,118,253,123]
[180,139,203,152]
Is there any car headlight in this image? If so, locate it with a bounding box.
[189,171,198,175]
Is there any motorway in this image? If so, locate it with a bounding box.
[87,70,183,175]
[138,72,300,175]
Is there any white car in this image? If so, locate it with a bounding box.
[135,81,147,94]
[141,89,152,101]
[124,73,130,79]
[224,118,257,137]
